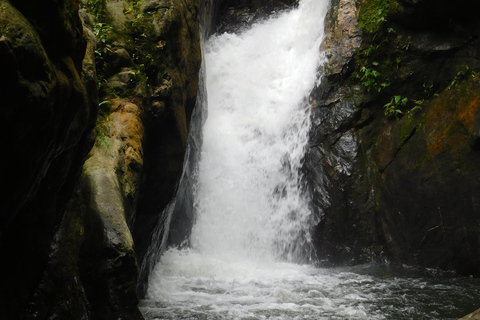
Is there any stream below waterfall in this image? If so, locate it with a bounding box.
[139,0,480,318]
[139,253,480,319]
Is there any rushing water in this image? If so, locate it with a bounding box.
[190,0,326,264]
[140,253,480,319]
[140,0,480,318]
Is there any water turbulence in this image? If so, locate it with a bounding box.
[140,0,480,319]
[192,0,325,264]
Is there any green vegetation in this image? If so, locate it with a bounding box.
[355,1,480,121]
[383,95,425,118]
[86,0,112,87]
[85,0,160,97]
[355,0,432,119]
[358,0,398,35]
[354,55,395,95]
[384,95,407,118]
[124,1,146,32]
[86,0,107,20]
[95,100,112,150]
[358,61,390,93]
[448,65,477,90]
[381,64,478,118]
[93,22,113,62]
[354,1,401,96]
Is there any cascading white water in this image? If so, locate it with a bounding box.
[190,0,327,263]
[140,0,480,318]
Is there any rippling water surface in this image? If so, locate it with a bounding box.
[140,250,480,319]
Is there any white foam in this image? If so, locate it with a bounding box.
[143,248,383,319]
[191,0,328,263]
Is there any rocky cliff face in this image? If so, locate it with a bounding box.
[309,0,480,275]
[0,0,202,318]
[77,0,203,315]
[0,0,97,318]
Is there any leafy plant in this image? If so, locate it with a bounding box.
[448,65,477,89]
[358,62,390,92]
[384,95,408,118]
[93,22,113,56]
[86,0,114,89]
[98,99,112,113]
[124,1,146,33]
[423,82,433,94]
[406,99,424,116]
[86,0,107,20]
[364,44,380,57]
[395,57,401,69]
[353,1,403,97]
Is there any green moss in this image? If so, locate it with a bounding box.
[352,0,403,96]
[358,0,399,34]
[353,0,441,121]
[95,121,111,151]
[398,111,422,149]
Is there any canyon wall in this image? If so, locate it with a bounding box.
[0,0,202,318]
[309,0,480,276]
[0,0,98,318]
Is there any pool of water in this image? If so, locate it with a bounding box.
[139,249,480,320]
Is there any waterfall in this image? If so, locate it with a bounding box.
[139,1,480,319]
[190,0,327,263]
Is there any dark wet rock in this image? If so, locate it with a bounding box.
[214,0,299,34]
[106,68,138,92]
[110,48,133,69]
[308,0,480,275]
[374,78,480,274]
[0,0,97,318]
[321,0,362,76]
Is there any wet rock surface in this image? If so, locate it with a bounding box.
[213,0,299,34]
[309,0,480,276]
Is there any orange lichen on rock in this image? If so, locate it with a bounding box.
[457,96,480,131]
[425,78,480,157]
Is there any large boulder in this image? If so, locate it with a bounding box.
[70,98,145,319]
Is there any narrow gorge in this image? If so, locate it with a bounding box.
[2,0,480,319]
